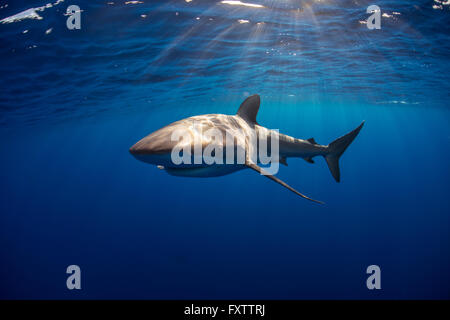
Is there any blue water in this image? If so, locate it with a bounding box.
[0,0,449,299]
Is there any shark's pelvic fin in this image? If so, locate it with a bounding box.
[237,94,260,123]
[246,162,324,204]
[325,121,365,182]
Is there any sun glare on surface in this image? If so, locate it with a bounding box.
[220,1,265,9]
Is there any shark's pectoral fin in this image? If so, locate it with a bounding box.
[245,162,324,204]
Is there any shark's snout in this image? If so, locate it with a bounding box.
[130,124,182,157]
[129,137,175,155]
[129,142,147,155]
[129,140,163,156]
[129,133,178,167]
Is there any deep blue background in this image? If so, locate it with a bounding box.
[0,0,449,299]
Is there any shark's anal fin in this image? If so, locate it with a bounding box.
[304,157,314,164]
[245,162,324,204]
[280,156,288,166]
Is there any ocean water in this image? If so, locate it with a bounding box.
[0,0,449,299]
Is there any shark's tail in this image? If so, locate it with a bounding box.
[324,121,364,182]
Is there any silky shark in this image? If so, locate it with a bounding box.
[129,94,364,204]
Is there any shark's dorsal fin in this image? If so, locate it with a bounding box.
[245,162,324,204]
[237,94,260,123]
[307,138,317,144]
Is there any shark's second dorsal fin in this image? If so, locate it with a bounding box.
[237,94,260,123]
[307,138,317,144]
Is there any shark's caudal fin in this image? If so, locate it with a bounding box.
[325,121,365,182]
[246,162,324,204]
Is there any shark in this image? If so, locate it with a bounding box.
[129,94,364,204]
